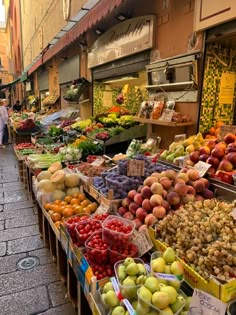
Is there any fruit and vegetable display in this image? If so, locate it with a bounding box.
[93,156,169,200]
[48,125,63,137]
[15,143,35,150]
[16,118,37,132]
[156,199,236,280]
[72,162,111,177]
[58,146,82,162]
[27,153,62,169]
[118,168,212,231]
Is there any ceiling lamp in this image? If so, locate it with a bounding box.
[95,28,103,35]
[116,13,130,21]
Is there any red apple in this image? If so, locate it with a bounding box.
[218,159,233,172]
[224,133,236,144]
[136,208,148,222]
[161,199,170,211]
[144,213,157,226]
[190,151,200,163]
[133,193,144,206]
[207,156,220,169]
[208,167,216,174]
[211,148,225,158]
[226,143,236,154]
[199,146,211,156]
[226,152,236,166]
[199,154,209,162]
[142,199,153,212]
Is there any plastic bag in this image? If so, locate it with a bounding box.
[151,101,164,119]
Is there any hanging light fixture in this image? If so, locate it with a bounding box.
[0,58,4,72]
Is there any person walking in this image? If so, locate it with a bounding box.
[13,100,22,112]
[0,99,9,148]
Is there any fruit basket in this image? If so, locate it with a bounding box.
[63,214,91,242]
[85,231,109,265]
[114,257,147,300]
[75,219,102,246]
[102,215,135,249]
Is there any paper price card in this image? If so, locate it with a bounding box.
[230,208,236,220]
[127,159,145,177]
[175,134,186,142]
[94,203,110,214]
[188,289,227,315]
[218,124,236,140]
[131,229,153,256]
[194,161,211,177]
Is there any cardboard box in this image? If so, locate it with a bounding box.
[149,228,236,303]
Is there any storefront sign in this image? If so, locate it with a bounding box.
[88,15,155,68]
[219,72,235,104]
[194,0,236,31]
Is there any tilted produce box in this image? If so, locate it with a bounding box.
[149,227,236,303]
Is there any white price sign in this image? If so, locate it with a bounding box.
[230,208,236,220]
[131,229,153,256]
[194,161,211,177]
[188,289,226,315]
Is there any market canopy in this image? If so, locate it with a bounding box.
[0,78,20,90]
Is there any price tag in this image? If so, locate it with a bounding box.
[175,134,186,142]
[131,229,153,256]
[91,157,105,167]
[123,299,135,315]
[94,203,110,215]
[230,208,236,220]
[188,289,227,315]
[159,109,175,122]
[194,161,211,177]
[111,277,123,301]
[218,124,236,140]
[155,272,182,281]
[127,160,145,177]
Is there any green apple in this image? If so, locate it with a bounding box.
[163,247,176,263]
[144,276,160,293]
[151,257,166,273]
[136,302,150,315]
[159,282,167,287]
[122,278,137,299]
[117,265,127,282]
[136,275,147,285]
[111,306,125,315]
[160,286,177,304]
[123,277,135,287]
[146,310,159,315]
[161,306,173,314]
[125,275,137,283]
[138,286,152,303]
[152,291,171,309]
[137,263,146,275]
[170,261,184,277]
[170,295,185,313]
[183,296,191,310]
[103,281,113,293]
[124,257,135,266]
[126,262,139,276]
[103,290,119,308]
[101,293,108,309]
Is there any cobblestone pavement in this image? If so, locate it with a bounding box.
[0,146,76,315]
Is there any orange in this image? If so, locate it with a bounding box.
[82,207,91,214]
[70,198,80,206]
[81,199,90,207]
[54,221,62,229]
[44,203,52,211]
[51,212,61,222]
[215,128,220,136]
[60,201,68,207]
[215,121,224,129]
[89,202,98,212]
[64,196,72,203]
[78,193,86,202]
[63,208,74,218]
[53,200,61,205]
[71,193,79,198]
[209,127,215,136]
[73,205,84,214]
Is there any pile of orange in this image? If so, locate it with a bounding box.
[43,193,98,228]
[205,121,224,139]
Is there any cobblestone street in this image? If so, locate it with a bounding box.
[0,146,75,315]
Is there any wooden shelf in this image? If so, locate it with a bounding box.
[133,117,193,127]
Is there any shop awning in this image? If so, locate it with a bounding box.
[28,0,126,75]
[0,78,21,90]
[20,70,28,82]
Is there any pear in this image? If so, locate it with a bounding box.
[168,279,181,291]
[124,257,134,267]
[160,286,177,304]
[136,302,150,315]
[117,265,127,282]
[170,261,184,278]
[166,153,176,162]
[144,276,160,293]
[161,306,174,314]
[165,265,171,274]
[146,310,159,315]
[180,312,188,315]
[122,278,137,299]
[160,150,169,159]
[183,296,191,310]
[125,275,137,283]
[101,293,108,309]
[103,290,119,308]
[136,274,147,285]
[170,295,185,313]
[152,291,171,309]
[124,311,129,315]
[126,262,139,276]
[132,300,138,310]
[163,247,176,263]
[111,306,125,315]
[138,286,152,303]
[103,281,113,293]
[151,257,166,273]
[137,263,146,275]
[159,281,167,287]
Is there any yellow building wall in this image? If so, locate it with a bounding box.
[20,0,87,68]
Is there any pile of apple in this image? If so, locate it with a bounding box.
[118,168,212,231]
[188,132,236,174]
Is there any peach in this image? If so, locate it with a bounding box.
[151,182,164,195]
[181,194,195,204]
[201,189,214,199]
[129,202,139,215]
[211,148,225,158]
[133,218,142,230]
[187,169,200,181]
[176,172,189,183]
[150,194,163,207]
[151,172,161,180]
[138,224,149,233]
[144,213,157,226]
[198,177,209,188]
[133,193,144,206]
[144,176,159,187]
[142,199,153,212]
[167,192,181,205]
[199,146,211,156]
[195,195,204,201]
[159,177,172,190]
[136,208,148,222]
[141,186,153,199]
[128,190,137,201]
[123,212,134,220]
[152,206,166,219]
[118,206,127,216]
[193,180,205,193]
[187,185,196,195]
[174,183,188,196]
[165,169,177,180]
[121,197,131,208]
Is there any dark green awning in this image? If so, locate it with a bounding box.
[0,78,21,90]
[20,71,28,82]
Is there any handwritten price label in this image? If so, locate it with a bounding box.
[230,208,236,220]
[218,124,236,140]
[189,289,227,315]
[131,229,153,256]
[127,160,145,177]
[194,161,211,177]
